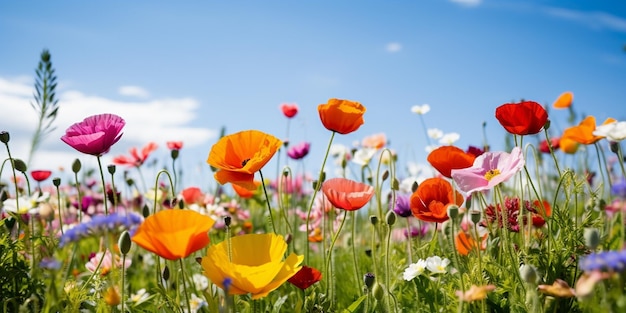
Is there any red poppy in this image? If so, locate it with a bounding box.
[180,187,204,205]
[427,146,476,178]
[410,177,464,223]
[321,178,374,211]
[113,142,159,167]
[539,137,560,154]
[280,103,299,118]
[166,141,183,150]
[31,170,52,182]
[495,101,548,136]
[288,265,323,290]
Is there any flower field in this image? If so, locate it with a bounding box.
[2,84,626,313]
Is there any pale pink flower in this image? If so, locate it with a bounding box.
[451,147,524,195]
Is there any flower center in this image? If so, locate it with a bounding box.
[484,169,501,181]
[241,158,250,167]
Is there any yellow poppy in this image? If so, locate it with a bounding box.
[553,91,573,109]
[201,233,303,299]
[561,116,617,145]
[318,98,366,134]
[207,130,282,190]
[131,209,215,260]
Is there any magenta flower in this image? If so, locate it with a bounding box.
[287,141,311,160]
[61,114,125,156]
[451,147,524,195]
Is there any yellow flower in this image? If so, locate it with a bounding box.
[201,233,303,299]
[207,130,282,190]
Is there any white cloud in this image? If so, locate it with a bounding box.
[544,7,626,33]
[118,85,150,98]
[449,0,482,7]
[386,42,402,53]
[0,76,216,171]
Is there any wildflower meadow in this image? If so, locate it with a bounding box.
[3,51,626,313]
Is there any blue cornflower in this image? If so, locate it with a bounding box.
[580,250,626,272]
[59,212,143,247]
[611,179,626,198]
[39,257,61,270]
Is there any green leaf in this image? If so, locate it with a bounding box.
[342,295,367,313]
[271,295,288,313]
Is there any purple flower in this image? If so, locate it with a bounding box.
[580,250,626,272]
[391,194,412,217]
[611,179,626,198]
[287,142,311,160]
[61,114,125,156]
[59,212,143,247]
[451,147,525,195]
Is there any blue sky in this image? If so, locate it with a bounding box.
[1,0,625,188]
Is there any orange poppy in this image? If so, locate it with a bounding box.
[427,146,476,178]
[131,209,215,260]
[561,116,617,145]
[318,98,366,134]
[558,135,579,154]
[232,180,261,198]
[207,130,282,190]
[321,177,374,211]
[495,101,548,136]
[455,230,488,256]
[410,177,464,223]
[553,91,573,109]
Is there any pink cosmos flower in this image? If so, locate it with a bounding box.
[112,142,159,167]
[61,113,125,156]
[451,147,525,195]
[287,141,311,160]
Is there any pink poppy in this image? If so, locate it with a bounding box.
[287,142,311,160]
[321,177,374,211]
[112,142,159,167]
[166,141,183,150]
[61,113,125,156]
[451,147,525,195]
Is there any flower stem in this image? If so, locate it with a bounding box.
[325,210,347,309]
[306,131,336,263]
[258,170,277,234]
[96,156,109,215]
[179,258,192,313]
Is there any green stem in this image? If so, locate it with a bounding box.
[351,211,362,293]
[325,210,347,309]
[258,170,277,234]
[179,258,192,313]
[306,131,336,263]
[96,156,109,215]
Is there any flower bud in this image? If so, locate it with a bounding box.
[72,159,81,173]
[13,158,27,173]
[285,233,292,244]
[372,282,385,300]
[0,131,10,144]
[391,178,400,191]
[142,204,150,218]
[107,164,116,175]
[162,265,170,281]
[543,119,551,131]
[370,215,379,226]
[610,141,620,154]
[118,230,132,255]
[224,216,232,227]
[584,228,601,250]
[177,199,184,209]
[52,177,61,187]
[385,210,396,226]
[363,272,375,290]
[170,149,179,160]
[470,210,482,225]
[519,264,537,284]
[447,205,460,220]
[411,181,419,193]
[382,170,389,182]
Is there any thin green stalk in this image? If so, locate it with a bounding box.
[54,182,64,235]
[258,170,277,234]
[96,156,109,215]
[306,131,336,263]
[325,210,347,309]
[121,254,127,313]
[179,258,192,313]
[351,211,362,293]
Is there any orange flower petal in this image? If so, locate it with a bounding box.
[318,99,366,134]
[410,178,464,223]
[427,146,476,178]
[553,91,573,109]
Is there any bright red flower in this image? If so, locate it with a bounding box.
[427,146,476,178]
[112,142,159,167]
[321,178,374,211]
[281,103,299,118]
[410,177,464,223]
[61,113,125,156]
[180,187,205,205]
[166,141,183,150]
[288,265,322,290]
[495,101,548,136]
[539,137,560,154]
[30,170,52,182]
